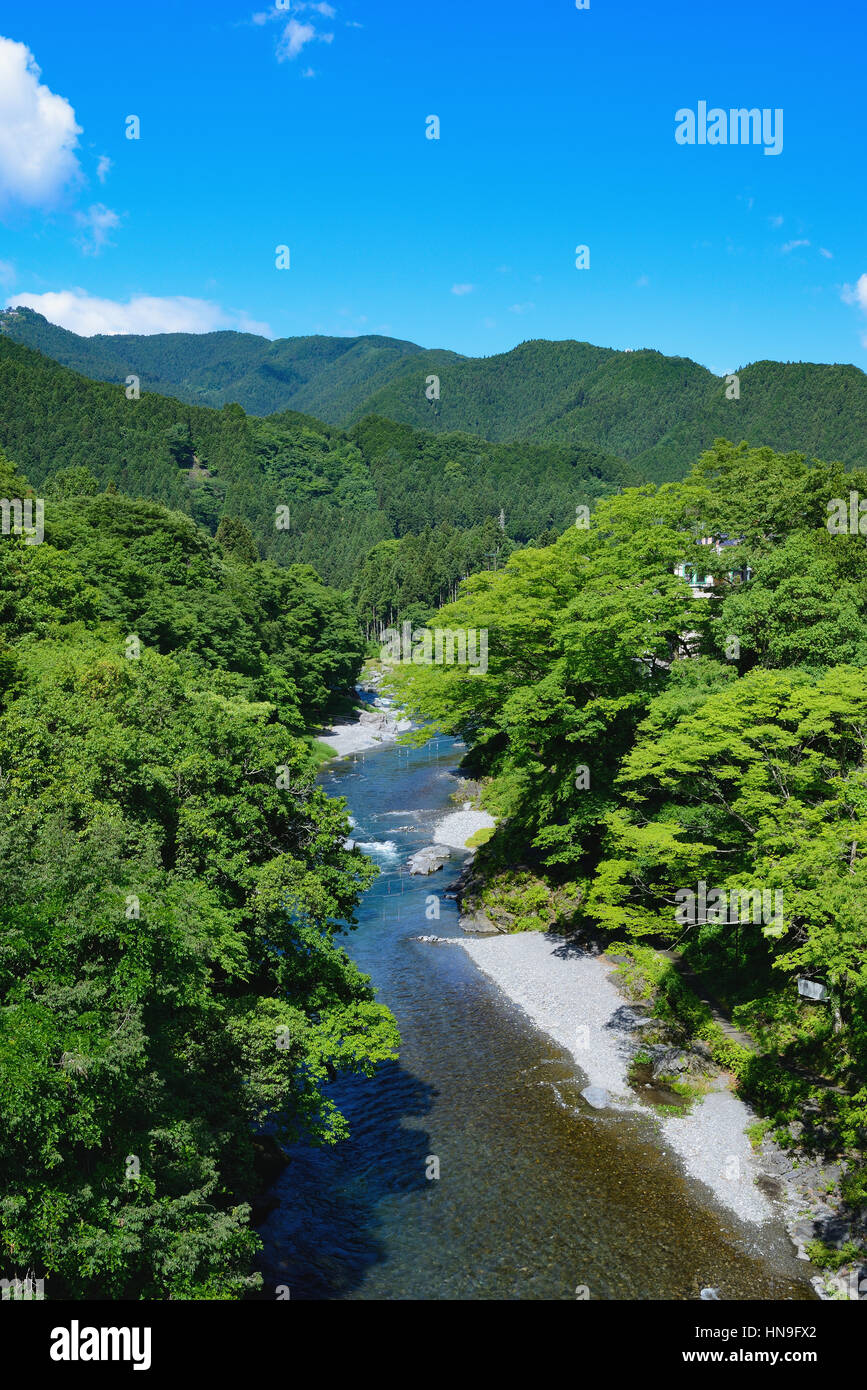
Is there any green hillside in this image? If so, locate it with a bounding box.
[4,309,866,485]
[352,343,867,484]
[390,439,867,1168]
[0,337,631,591]
[0,306,459,418]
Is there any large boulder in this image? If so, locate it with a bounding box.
[358,710,390,727]
[459,909,499,934]
[407,845,451,875]
[650,1047,709,1082]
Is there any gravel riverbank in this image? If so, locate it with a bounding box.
[433,806,496,849]
[316,683,411,760]
[461,930,774,1225]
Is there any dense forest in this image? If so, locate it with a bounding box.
[6,308,867,486]
[352,345,867,484]
[0,336,630,596]
[351,518,523,636]
[0,307,459,418]
[391,440,867,1165]
[0,445,399,1298]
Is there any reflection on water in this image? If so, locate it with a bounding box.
[258,726,815,1301]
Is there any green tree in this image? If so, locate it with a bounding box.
[216,515,259,564]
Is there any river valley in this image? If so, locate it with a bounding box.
[257,698,816,1301]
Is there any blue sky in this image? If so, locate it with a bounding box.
[0,0,864,374]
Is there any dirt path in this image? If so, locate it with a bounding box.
[650,948,757,1050]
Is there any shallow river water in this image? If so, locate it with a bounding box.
[257,706,815,1301]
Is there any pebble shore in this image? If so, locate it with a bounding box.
[433,806,496,849]
[461,931,774,1225]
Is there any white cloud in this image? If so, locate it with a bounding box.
[0,259,15,287]
[820,247,833,259]
[252,8,336,65]
[96,155,112,184]
[508,302,535,314]
[842,278,867,352]
[75,203,121,256]
[782,239,810,253]
[277,18,333,60]
[769,215,784,227]
[256,0,336,14]
[235,310,272,336]
[842,275,867,312]
[8,288,273,337]
[278,19,316,56]
[0,36,82,209]
[451,283,474,296]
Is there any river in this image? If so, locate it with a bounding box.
[257,701,815,1301]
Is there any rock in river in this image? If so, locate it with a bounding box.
[407,845,451,875]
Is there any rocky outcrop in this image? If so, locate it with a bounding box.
[649,1045,713,1082]
[740,1127,867,1299]
[318,681,411,758]
[458,908,499,934]
[358,709,393,728]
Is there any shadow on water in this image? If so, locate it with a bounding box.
[258,1061,436,1300]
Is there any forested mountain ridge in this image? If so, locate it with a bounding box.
[0,336,632,590]
[352,345,867,484]
[4,308,867,486]
[0,306,461,419]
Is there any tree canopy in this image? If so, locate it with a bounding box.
[0,458,396,1298]
[392,440,867,1152]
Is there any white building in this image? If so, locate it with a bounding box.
[675,535,751,597]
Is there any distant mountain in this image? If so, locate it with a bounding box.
[0,336,632,588]
[0,306,461,419]
[349,342,867,484]
[3,307,866,484]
